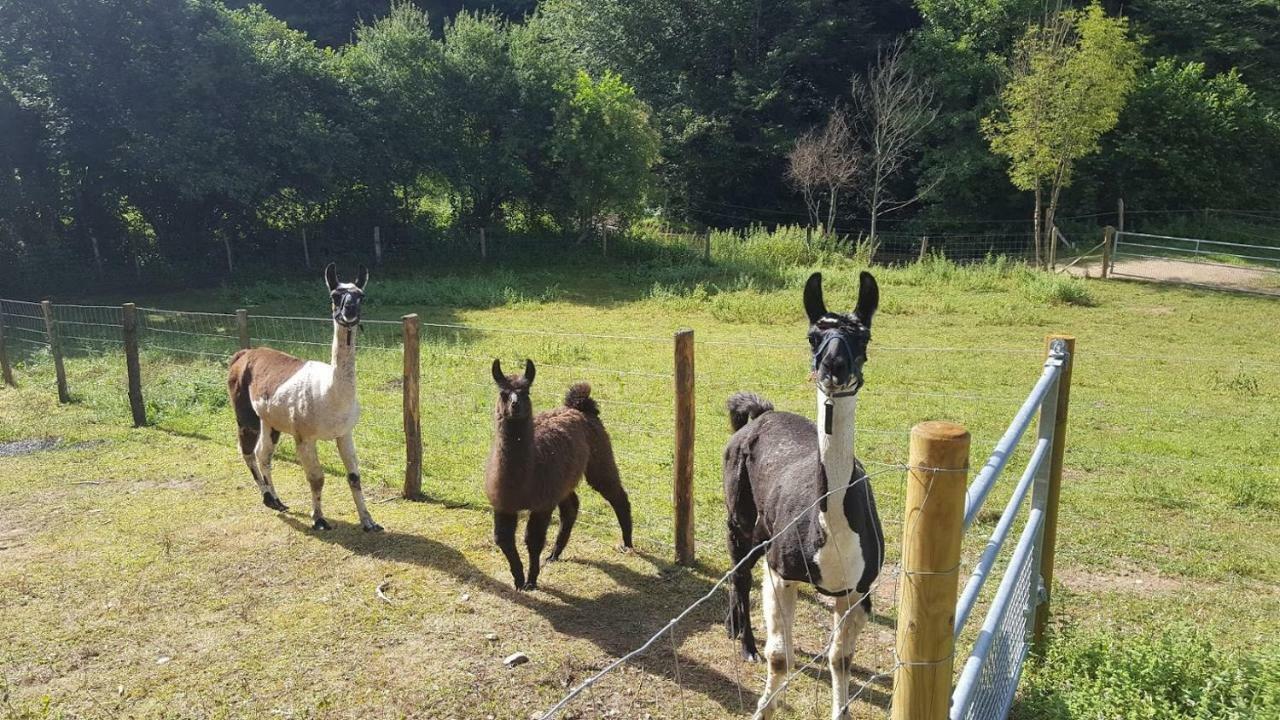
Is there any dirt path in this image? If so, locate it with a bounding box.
[1068,256,1280,296]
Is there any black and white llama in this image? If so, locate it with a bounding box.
[722,271,884,720]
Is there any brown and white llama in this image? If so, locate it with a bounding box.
[723,271,884,719]
[226,263,382,532]
[484,359,633,590]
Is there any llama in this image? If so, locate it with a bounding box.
[226,263,382,532]
[722,271,884,720]
[484,359,633,590]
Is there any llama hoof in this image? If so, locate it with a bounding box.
[616,544,633,554]
[544,552,561,563]
[521,581,538,591]
[741,647,761,663]
[362,522,384,533]
[312,517,332,531]
[262,493,288,512]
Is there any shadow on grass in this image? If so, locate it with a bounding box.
[279,513,892,713]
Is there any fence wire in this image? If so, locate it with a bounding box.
[538,464,908,720]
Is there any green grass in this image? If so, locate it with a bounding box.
[1,232,1278,718]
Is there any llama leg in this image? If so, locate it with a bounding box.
[493,512,525,590]
[585,451,632,550]
[254,422,287,512]
[828,594,870,720]
[336,433,381,532]
[295,439,330,531]
[727,524,764,661]
[237,422,271,502]
[523,510,553,590]
[756,563,797,719]
[547,492,579,562]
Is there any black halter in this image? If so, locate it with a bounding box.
[813,331,863,434]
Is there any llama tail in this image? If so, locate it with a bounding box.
[727,392,774,431]
[564,382,599,416]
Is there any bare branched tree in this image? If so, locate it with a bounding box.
[786,105,860,237]
[851,38,940,240]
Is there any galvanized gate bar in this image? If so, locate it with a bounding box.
[962,359,1062,530]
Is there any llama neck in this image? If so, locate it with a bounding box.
[330,323,357,389]
[491,416,536,483]
[816,389,858,513]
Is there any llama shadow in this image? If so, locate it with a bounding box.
[279,514,757,713]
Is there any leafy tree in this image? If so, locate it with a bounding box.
[983,2,1141,266]
[1095,58,1280,210]
[549,70,660,238]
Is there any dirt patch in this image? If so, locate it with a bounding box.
[1069,257,1280,296]
[0,437,60,457]
[1057,565,1189,594]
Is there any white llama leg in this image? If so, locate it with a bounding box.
[829,592,870,719]
[254,420,282,506]
[296,439,330,531]
[757,563,797,719]
[337,433,381,532]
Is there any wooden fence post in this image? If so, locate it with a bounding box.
[1117,198,1125,235]
[1101,226,1115,279]
[236,309,250,350]
[122,303,147,427]
[1034,335,1075,651]
[40,300,70,403]
[402,313,423,500]
[0,305,16,387]
[892,421,969,720]
[673,328,696,565]
[918,236,929,262]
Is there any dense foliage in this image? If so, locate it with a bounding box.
[2,0,1278,293]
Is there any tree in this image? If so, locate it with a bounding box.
[1095,58,1280,210]
[983,2,1141,267]
[850,38,940,240]
[549,70,660,238]
[786,107,860,236]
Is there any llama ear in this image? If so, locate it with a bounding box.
[492,359,508,388]
[355,265,369,290]
[803,272,827,325]
[854,271,879,326]
[324,262,338,292]
[524,359,536,385]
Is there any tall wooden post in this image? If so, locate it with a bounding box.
[0,306,16,387]
[1117,198,1125,234]
[892,421,969,720]
[40,301,70,403]
[918,236,930,262]
[401,314,423,500]
[236,309,250,350]
[122,303,146,427]
[673,329,696,565]
[373,225,383,266]
[1033,335,1075,650]
[1101,226,1115,279]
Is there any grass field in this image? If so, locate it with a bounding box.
[2,236,1278,719]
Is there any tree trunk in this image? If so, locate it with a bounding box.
[826,187,839,237]
[1045,167,1065,271]
[1033,185,1043,268]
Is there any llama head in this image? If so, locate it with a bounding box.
[804,271,877,395]
[491,358,536,422]
[325,262,368,328]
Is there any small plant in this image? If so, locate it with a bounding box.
[1021,272,1098,306]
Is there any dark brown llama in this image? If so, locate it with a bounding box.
[484,359,633,590]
